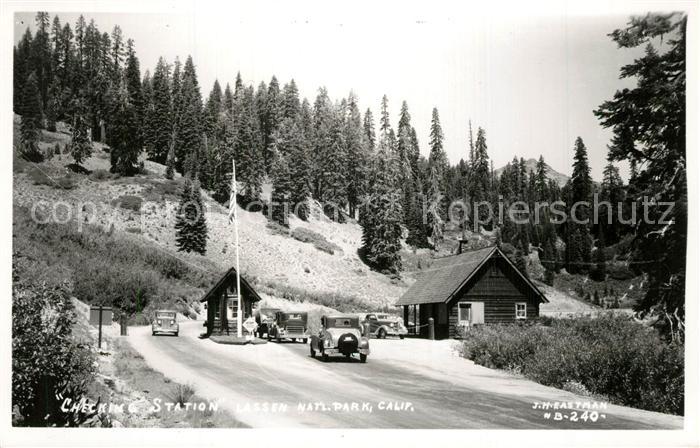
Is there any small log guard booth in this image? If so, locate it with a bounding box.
[200,267,262,336]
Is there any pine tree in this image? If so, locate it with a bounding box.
[363,108,376,151]
[124,39,143,147]
[515,241,529,278]
[345,92,367,218]
[534,155,549,202]
[428,107,447,181]
[235,86,265,204]
[69,99,92,165]
[223,82,234,114]
[107,77,139,175]
[19,72,44,162]
[203,79,223,139]
[470,127,491,227]
[427,165,444,249]
[263,76,283,171]
[165,141,175,180]
[31,12,52,110]
[565,137,593,273]
[175,179,208,254]
[282,79,300,120]
[312,87,333,199]
[145,57,171,163]
[175,56,203,176]
[269,148,292,226]
[360,144,403,274]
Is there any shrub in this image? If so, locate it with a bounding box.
[291,227,342,255]
[170,384,195,406]
[112,195,143,212]
[12,271,98,426]
[90,169,119,182]
[13,205,217,319]
[26,167,77,189]
[460,315,684,415]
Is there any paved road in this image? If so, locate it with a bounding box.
[128,321,683,429]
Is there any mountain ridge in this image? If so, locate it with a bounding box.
[493,157,570,187]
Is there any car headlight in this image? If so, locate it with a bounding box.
[171,320,175,325]
[360,338,369,347]
[157,320,162,325]
[324,338,332,347]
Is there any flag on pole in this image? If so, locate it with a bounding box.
[229,158,243,338]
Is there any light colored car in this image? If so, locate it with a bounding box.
[152,310,179,336]
[363,313,408,339]
[310,315,369,363]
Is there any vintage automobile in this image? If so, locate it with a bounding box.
[310,315,369,363]
[254,307,280,338]
[363,313,408,339]
[268,311,309,343]
[152,310,179,336]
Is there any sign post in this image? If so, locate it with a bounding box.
[243,317,257,341]
[89,306,113,349]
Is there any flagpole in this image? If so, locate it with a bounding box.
[232,158,243,338]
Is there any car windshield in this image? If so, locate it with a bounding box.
[156,312,175,319]
[285,313,304,320]
[328,318,357,328]
[377,314,390,319]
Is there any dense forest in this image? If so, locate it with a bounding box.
[13,12,687,341]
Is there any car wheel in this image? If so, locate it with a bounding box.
[175,331,179,337]
[378,328,387,339]
[360,354,367,363]
[152,331,156,336]
[399,335,405,340]
[302,338,308,344]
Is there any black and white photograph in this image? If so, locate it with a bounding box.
[0,0,698,446]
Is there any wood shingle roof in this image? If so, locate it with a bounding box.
[395,246,547,306]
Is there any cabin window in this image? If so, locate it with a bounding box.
[214,302,220,319]
[515,302,527,319]
[458,303,472,323]
[490,266,504,277]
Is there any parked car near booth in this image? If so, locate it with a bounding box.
[310,315,369,362]
[269,311,309,343]
[254,307,280,338]
[152,310,179,336]
[363,313,408,339]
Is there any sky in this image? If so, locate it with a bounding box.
[13,2,685,181]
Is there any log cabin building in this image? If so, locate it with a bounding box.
[200,267,262,336]
[396,245,547,339]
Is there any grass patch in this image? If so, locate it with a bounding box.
[291,227,342,255]
[26,166,78,189]
[112,195,143,212]
[141,178,185,203]
[459,315,684,415]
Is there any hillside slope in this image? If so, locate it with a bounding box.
[13,119,590,315]
[13,127,406,310]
